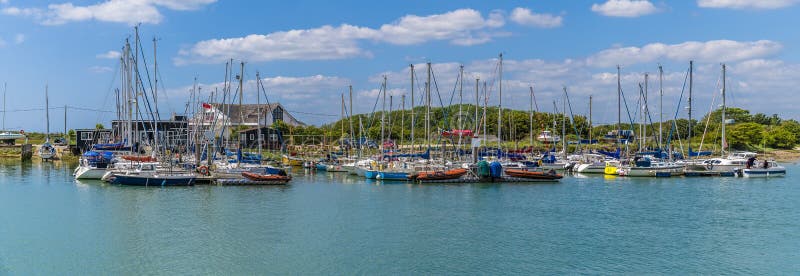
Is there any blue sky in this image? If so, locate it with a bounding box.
[1,0,799,131]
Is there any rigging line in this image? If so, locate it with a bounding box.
[665,64,691,151]
[136,35,159,122]
[98,59,121,125]
[564,88,582,141]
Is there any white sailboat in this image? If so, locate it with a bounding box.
[39,85,56,160]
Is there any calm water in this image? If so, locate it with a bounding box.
[1,160,798,274]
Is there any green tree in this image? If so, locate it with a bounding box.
[763,126,797,149]
[727,122,764,149]
[95,123,105,129]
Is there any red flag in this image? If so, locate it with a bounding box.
[202,103,212,109]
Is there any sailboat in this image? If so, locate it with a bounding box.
[39,85,56,160]
[0,83,26,144]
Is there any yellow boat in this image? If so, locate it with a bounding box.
[604,161,619,175]
[282,155,303,166]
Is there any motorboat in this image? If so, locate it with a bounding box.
[536,131,561,143]
[739,160,786,178]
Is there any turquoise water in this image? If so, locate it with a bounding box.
[1,160,798,274]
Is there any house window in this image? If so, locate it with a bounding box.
[99,132,110,141]
[81,132,94,141]
[240,133,246,141]
[259,134,264,142]
[249,134,255,140]
[272,106,283,123]
[270,134,279,141]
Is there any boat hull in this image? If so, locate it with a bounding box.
[74,167,107,179]
[741,168,786,178]
[576,163,606,174]
[111,174,196,186]
[618,165,684,177]
[376,171,408,181]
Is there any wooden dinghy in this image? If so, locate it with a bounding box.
[412,168,469,181]
[241,171,292,183]
[503,168,563,180]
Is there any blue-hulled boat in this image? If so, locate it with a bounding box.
[111,174,196,186]
[376,171,409,181]
[364,170,378,179]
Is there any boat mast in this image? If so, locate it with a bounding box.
[562,87,567,155]
[426,63,431,153]
[380,75,387,152]
[643,73,648,150]
[153,37,160,157]
[410,64,415,151]
[458,65,464,153]
[349,85,354,155]
[2,82,5,131]
[475,78,479,137]
[497,53,503,148]
[658,65,663,151]
[617,65,621,145]
[721,63,727,156]
[341,93,346,151]
[529,86,534,148]
[483,81,487,144]
[688,61,693,157]
[256,71,262,159]
[45,84,50,142]
[238,61,245,139]
[400,94,405,150]
[589,95,593,146]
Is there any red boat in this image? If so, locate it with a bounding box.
[441,129,474,138]
[413,168,469,181]
[241,171,292,183]
[504,168,563,180]
[121,155,157,162]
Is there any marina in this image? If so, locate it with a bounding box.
[1,1,799,274]
[1,159,798,274]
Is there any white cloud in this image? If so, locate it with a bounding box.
[697,0,799,9]
[509,7,563,28]
[1,6,44,18]
[177,8,507,64]
[89,65,113,73]
[2,0,215,25]
[175,25,378,65]
[0,0,9,4]
[586,40,782,67]
[96,50,122,59]
[0,38,6,47]
[591,0,658,17]
[377,9,504,45]
[13,33,24,44]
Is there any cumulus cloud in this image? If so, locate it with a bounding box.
[89,65,113,73]
[697,0,799,9]
[586,40,782,67]
[2,0,215,25]
[96,50,121,59]
[177,8,507,64]
[509,7,563,28]
[591,0,658,17]
[13,33,24,44]
[175,25,378,65]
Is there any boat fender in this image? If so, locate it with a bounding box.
[537,160,543,167]
[198,165,209,176]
